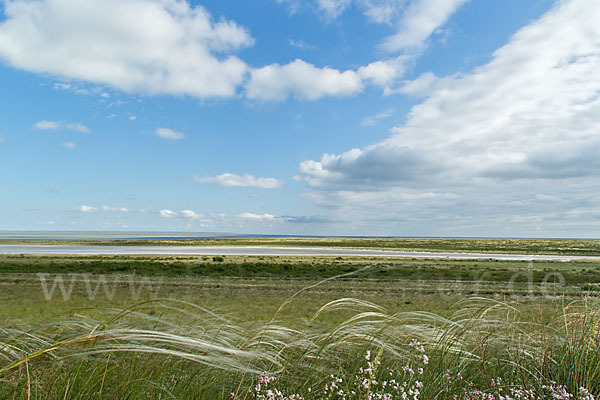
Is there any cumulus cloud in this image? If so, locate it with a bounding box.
[238,212,276,221]
[62,142,76,150]
[180,209,202,219]
[159,209,177,218]
[255,0,465,102]
[246,58,404,101]
[249,0,463,102]
[298,0,600,234]
[155,128,184,140]
[0,0,253,99]
[246,59,363,101]
[358,58,405,90]
[299,143,434,188]
[76,205,97,213]
[156,209,208,221]
[195,173,284,189]
[34,120,91,133]
[0,0,463,103]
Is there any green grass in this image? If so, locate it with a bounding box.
[3,237,600,255]
[1,297,599,399]
[1,255,599,398]
[2,254,600,283]
[1,254,598,325]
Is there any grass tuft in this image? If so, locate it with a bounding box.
[1,295,600,398]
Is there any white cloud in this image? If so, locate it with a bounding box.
[288,39,317,50]
[357,58,405,90]
[361,108,394,127]
[276,0,301,15]
[1,0,463,103]
[195,173,284,189]
[280,0,401,23]
[34,120,91,133]
[128,115,136,120]
[247,57,406,101]
[397,71,450,97]
[312,0,465,45]
[64,123,91,133]
[298,0,600,233]
[314,0,403,24]
[379,0,469,52]
[358,0,402,24]
[0,0,253,99]
[180,209,201,219]
[317,0,352,20]
[62,142,76,150]
[102,205,128,212]
[159,209,177,218]
[263,0,464,101]
[34,120,62,130]
[302,0,600,187]
[246,59,363,101]
[77,205,97,213]
[52,81,107,96]
[53,82,72,91]
[238,212,276,221]
[155,127,184,140]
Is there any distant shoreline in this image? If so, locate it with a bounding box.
[1,244,599,260]
[0,231,598,241]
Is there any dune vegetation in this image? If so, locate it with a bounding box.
[1,253,599,398]
[2,237,600,256]
[1,296,599,399]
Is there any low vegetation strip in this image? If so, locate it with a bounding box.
[1,255,600,285]
[2,237,600,255]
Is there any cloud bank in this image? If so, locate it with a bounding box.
[299,0,600,235]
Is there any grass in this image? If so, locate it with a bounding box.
[1,296,599,399]
[2,254,600,283]
[1,254,599,398]
[2,237,600,255]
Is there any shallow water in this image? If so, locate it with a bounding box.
[0,244,595,261]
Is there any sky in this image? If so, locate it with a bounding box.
[0,0,599,237]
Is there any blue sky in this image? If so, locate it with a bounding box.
[1,0,599,237]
